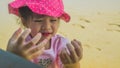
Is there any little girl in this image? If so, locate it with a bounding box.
[7,0,83,68]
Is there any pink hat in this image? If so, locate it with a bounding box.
[8,0,70,22]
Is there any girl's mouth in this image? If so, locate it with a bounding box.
[42,33,51,37]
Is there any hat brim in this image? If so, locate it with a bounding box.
[60,12,70,22]
[8,1,70,22]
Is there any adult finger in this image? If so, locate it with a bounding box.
[23,33,42,50]
[24,34,51,55]
[10,28,22,41]
[7,28,22,51]
[36,35,52,49]
[66,43,78,63]
[29,47,45,60]
[27,45,44,56]
[31,33,42,45]
[17,29,31,45]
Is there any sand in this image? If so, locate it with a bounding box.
[0,0,120,68]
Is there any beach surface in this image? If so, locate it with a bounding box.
[0,0,120,68]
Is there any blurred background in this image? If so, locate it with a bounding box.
[0,0,120,68]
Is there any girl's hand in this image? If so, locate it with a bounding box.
[7,28,51,60]
[60,39,83,64]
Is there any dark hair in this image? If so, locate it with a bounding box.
[18,6,33,20]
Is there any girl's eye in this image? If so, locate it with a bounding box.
[50,20,57,22]
[34,20,43,22]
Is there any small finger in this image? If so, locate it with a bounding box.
[73,39,83,59]
[59,49,67,64]
[74,39,82,48]
[71,40,81,56]
[63,48,72,64]
[66,43,78,63]
[74,39,82,51]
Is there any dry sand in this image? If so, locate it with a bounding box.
[0,0,120,68]
[1,11,120,68]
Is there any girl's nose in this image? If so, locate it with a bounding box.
[41,21,51,30]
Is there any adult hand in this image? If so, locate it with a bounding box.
[7,28,51,60]
[60,39,83,64]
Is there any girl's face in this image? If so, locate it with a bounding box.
[23,13,60,40]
